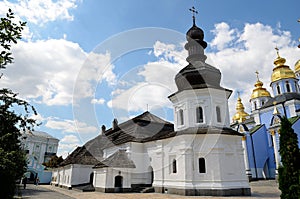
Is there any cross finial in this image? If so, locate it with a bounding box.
[255,70,260,81]
[275,46,280,57]
[237,91,240,98]
[189,6,198,25]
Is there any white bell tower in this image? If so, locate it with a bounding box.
[165,6,251,196]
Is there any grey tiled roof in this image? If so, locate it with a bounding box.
[93,150,136,169]
[261,93,300,109]
[103,111,175,145]
[60,146,101,166]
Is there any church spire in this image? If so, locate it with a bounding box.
[233,92,249,123]
[250,71,271,111]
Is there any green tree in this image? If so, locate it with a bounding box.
[43,155,64,168]
[0,9,37,199]
[278,117,300,199]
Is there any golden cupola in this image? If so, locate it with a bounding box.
[251,71,271,99]
[233,94,249,123]
[271,48,296,83]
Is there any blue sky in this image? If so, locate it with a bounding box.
[1,0,299,157]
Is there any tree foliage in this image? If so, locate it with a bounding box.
[0,8,26,69]
[0,9,36,199]
[43,155,64,168]
[278,117,300,199]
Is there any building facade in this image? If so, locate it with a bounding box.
[20,131,59,184]
[232,50,300,180]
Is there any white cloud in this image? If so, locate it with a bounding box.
[60,134,79,143]
[91,98,105,105]
[1,39,115,106]
[207,22,299,117]
[210,22,236,50]
[0,0,80,25]
[107,42,187,116]
[45,118,98,134]
[57,134,81,158]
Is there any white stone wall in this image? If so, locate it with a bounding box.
[94,167,133,189]
[129,142,152,185]
[169,88,231,132]
[94,168,107,188]
[148,134,249,190]
[70,164,94,185]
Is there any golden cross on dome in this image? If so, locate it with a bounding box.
[237,91,240,98]
[275,46,280,57]
[255,70,260,81]
[189,6,198,25]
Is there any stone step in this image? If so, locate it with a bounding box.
[72,183,95,192]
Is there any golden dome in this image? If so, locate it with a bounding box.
[233,95,249,123]
[251,73,271,99]
[271,48,296,82]
[295,59,300,73]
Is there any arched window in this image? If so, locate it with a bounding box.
[276,84,281,95]
[216,106,221,123]
[178,109,184,126]
[261,100,265,106]
[199,158,206,173]
[172,159,177,173]
[286,81,291,92]
[254,101,257,110]
[196,106,204,123]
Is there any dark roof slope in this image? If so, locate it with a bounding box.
[261,93,300,109]
[103,111,174,145]
[93,150,136,169]
[60,146,101,166]
[84,134,113,160]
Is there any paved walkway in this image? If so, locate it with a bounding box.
[17,180,280,199]
[14,184,74,199]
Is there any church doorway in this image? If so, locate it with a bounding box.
[89,172,94,184]
[114,175,123,193]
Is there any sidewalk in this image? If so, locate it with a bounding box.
[42,180,280,199]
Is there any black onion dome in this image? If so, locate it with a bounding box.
[186,24,207,49]
[175,63,222,91]
[173,15,223,92]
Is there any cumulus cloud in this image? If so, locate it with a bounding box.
[72,52,116,108]
[60,134,79,143]
[45,118,98,134]
[107,42,187,119]
[91,98,105,105]
[207,22,299,117]
[210,22,236,50]
[1,39,115,106]
[57,134,80,158]
[0,0,80,25]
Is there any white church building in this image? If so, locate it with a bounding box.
[51,9,251,196]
